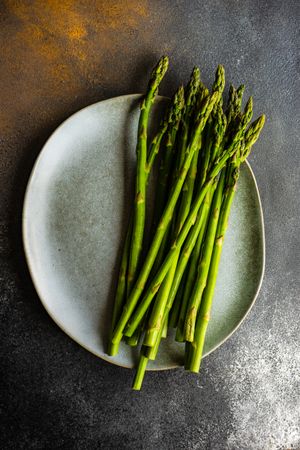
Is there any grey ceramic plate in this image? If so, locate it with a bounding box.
[23,94,265,370]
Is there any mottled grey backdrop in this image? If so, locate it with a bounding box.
[1,1,299,449]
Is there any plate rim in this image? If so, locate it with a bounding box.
[22,94,265,371]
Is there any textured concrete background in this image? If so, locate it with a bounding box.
[1,1,299,449]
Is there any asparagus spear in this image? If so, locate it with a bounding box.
[173,69,203,229]
[236,84,245,106]
[132,310,168,390]
[151,69,200,278]
[132,354,148,390]
[127,56,169,296]
[143,66,225,347]
[111,92,219,346]
[150,77,207,291]
[149,87,185,278]
[184,170,226,342]
[188,114,265,372]
[152,87,185,229]
[183,97,253,341]
[178,84,245,348]
[175,187,214,341]
[126,87,185,348]
[176,105,227,341]
[143,70,204,347]
[175,67,201,179]
[132,315,165,390]
[107,91,171,355]
[183,86,242,342]
[143,249,180,346]
[226,84,245,139]
[212,65,226,100]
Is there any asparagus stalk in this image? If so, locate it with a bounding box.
[184,170,226,342]
[143,66,225,347]
[178,85,245,348]
[241,115,266,162]
[174,68,202,230]
[107,94,171,355]
[183,97,253,342]
[132,308,169,390]
[132,314,166,390]
[188,114,265,372]
[175,134,202,231]
[125,104,175,347]
[149,73,199,279]
[198,65,225,169]
[151,68,200,279]
[188,164,239,373]
[178,73,227,288]
[127,56,169,296]
[143,249,180,346]
[169,189,214,336]
[182,87,242,346]
[145,318,166,360]
[175,67,201,179]
[211,65,226,101]
[176,105,227,341]
[210,105,228,166]
[226,84,236,125]
[111,92,219,346]
[236,84,245,106]
[152,87,185,227]
[150,87,185,278]
[127,89,185,348]
[132,354,148,390]
[174,145,213,339]
[143,70,203,347]
[226,84,246,140]
[175,187,214,341]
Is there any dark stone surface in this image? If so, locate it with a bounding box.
[1,1,299,449]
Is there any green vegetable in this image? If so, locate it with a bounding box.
[127,56,169,296]
[106,57,265,390]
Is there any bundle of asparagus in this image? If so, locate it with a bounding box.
[106,56,265,390]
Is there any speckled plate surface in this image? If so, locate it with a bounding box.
[23,94,265,370]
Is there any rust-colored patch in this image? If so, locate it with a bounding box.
[0,0,174,222]
[0,0,157,145]
[3,0,151,104]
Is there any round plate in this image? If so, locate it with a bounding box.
[23,94,265,370]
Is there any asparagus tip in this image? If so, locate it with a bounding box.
[212,64,225,95]
[149,56,169,91]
